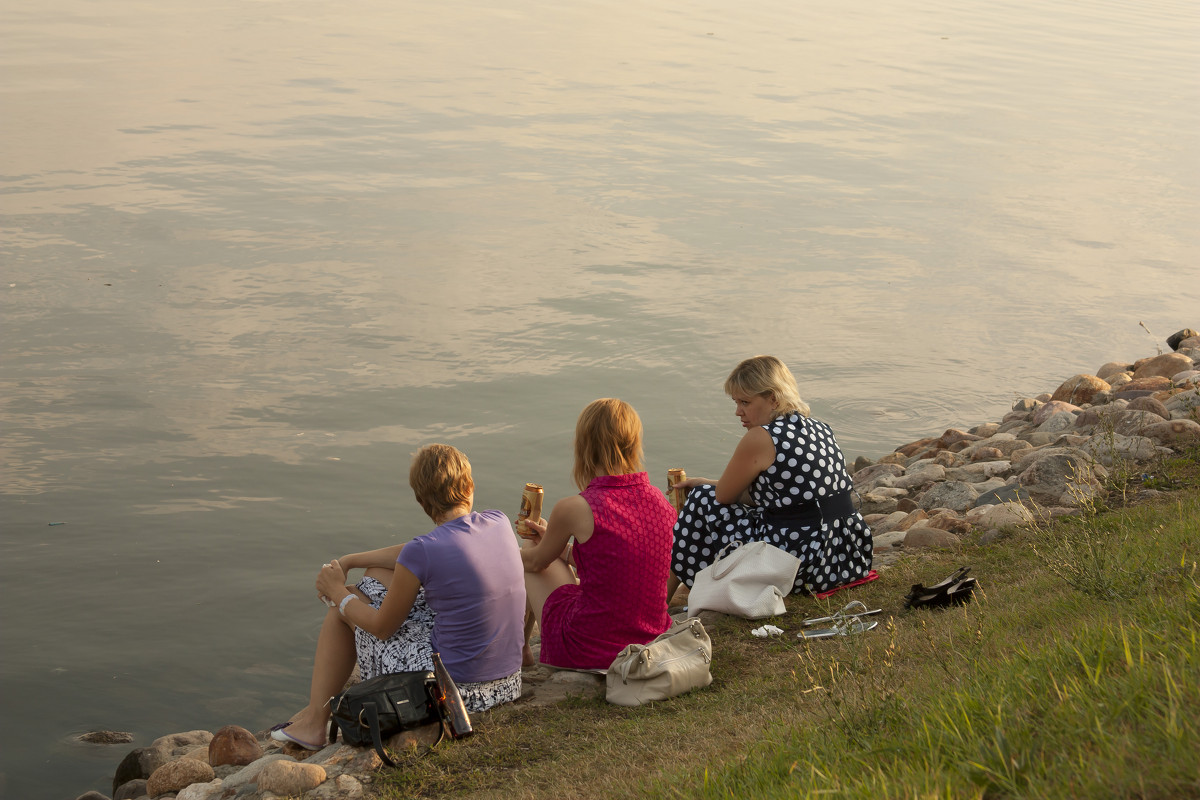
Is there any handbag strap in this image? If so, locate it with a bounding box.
[710,540,747,580]
[362,700,397,768]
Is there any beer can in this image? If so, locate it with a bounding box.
[667,468,688,512]
[515,482,544,538]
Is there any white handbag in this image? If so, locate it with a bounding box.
[605,618,713,706]
[687,540,801,619]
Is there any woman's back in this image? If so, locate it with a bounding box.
[539,472,674,669]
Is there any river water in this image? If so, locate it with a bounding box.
[2,0,1198,796]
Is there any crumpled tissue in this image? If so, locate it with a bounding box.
[750,625,784,638]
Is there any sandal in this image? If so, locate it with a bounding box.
[798,616,879,639]
[905,569,977,609]
[802,600,882,627]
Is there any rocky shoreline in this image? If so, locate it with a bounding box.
[72,328,1200,800]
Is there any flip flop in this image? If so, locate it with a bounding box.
[802,600,882,627]
[269,726,326,751]
[798,617,879,639]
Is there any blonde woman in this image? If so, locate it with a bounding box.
[670,356,872,597]
[271,444,525,750]
[521,399,676,670]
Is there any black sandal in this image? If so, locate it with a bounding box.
[905,568,976,609]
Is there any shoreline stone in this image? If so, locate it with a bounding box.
[78,327,1200,800]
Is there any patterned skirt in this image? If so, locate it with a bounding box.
[353,577,521,713]
[671,485,872,594]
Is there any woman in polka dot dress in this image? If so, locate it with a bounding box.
[670,356,872,597]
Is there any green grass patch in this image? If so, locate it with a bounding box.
[373,480,1200,799]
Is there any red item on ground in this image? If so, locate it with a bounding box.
[812,569,879,599]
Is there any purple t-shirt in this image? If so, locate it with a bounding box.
[397,509,525,683]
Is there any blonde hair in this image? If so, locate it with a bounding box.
[572,398,645,490]
[724,355,810,418]
[409,444,474,519]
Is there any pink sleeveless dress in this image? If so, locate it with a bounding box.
[538,472,676,670]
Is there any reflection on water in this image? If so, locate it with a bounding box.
[2,0,1199,795]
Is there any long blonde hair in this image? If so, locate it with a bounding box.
[724,355,810,418]
[572,398,645,490]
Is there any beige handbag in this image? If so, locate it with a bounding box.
[605,618,713,707]
[687,540,801,619]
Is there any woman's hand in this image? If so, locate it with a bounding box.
[671,477,714,492]
[316,559,348,601]
[522,516,548,546]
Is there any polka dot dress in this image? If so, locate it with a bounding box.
[671,413,873,594]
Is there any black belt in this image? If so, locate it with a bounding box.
[761,489,856,529]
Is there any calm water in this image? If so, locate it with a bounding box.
[2,0,1198,795]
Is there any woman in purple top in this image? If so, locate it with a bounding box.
[271,444,526,751]
[521,399,676,671]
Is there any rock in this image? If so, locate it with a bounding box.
[1164,388,1200,419]
[852,455,873,473]
[114,779,148,800]
[1051,374,1110,405]
[1116,376,1172,394]
[896,436,939,458]
[1080,433,1159,465]
[892,464,946,490]
[893,509,929,531]
[1096,361,1133,380]
[1019,451,1103,507]
[1167,328,1200,351]
[931,449,965,467]
[959,460,1012,479]
[1121,396,1169,419]
[217,754,296,794]
[385,720,443,755]
[969,422,1000,437]
[79,731,135,745]
[895,497,919,513]
[872,530,906,549]
[75,793,110,800]
[970,446,1004,462]
[903,528,960,549]
[1110,409,1172,436]
[918,481,979,513]
[1037,411,1078,435]
[1172,370,1200,387]
[858,492,899,515]
[257,761,327,796]
[1134,353,1194,381]
[853,462,905,490]
[996,419,1031,435]
[1031,401,1080,427]
[146,758,214,798]
[966,501,1035,529]
[308,744,383,774]
[927,514,972,534]
[208,726,262,768]
[1011,398,1041,412]
[1140,419,1200,447]
[176,779,222,800]
[878,452,908,466]
[113,747,169,795]
[974,483,1031,507]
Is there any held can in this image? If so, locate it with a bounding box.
[667,468,688,512]
[515,482,544,538]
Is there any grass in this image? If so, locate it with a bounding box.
[372,449,1200,800]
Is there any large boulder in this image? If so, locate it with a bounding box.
[1032,401,1080,427]
[904,528,960,549]
[1133,353,1194,381]
[1051,374,1110,405]
[1167,328,1200,351]
[1018,450,1104,507]
[1140,419,1200,447]
[1125,396,1170,420]
[146,757,214,798]
[208,725,262,768]
[918,481,980,513]
[1164,388,1200,419]
[257,761,327,796]
[966,501,1035,528]
[1096,361,1133,380]
[1079,433,1160,465]
[974,483,1031,507]
[1037,411,1079,435]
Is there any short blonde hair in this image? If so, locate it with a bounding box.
[409,444,474,519]
[724,355,810,418]
[572,398,645,490]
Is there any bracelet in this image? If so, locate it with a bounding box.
[338,594,356,616]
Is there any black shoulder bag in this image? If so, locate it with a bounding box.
[327,654,474,767]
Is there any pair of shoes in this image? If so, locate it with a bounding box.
[269,725,326,751]
[904,567,976,609]
[802,600,881,628]
[798,616,879,639]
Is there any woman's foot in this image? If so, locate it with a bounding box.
[269,721,327,750]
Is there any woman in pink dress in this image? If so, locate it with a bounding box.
[521,398,677,670]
